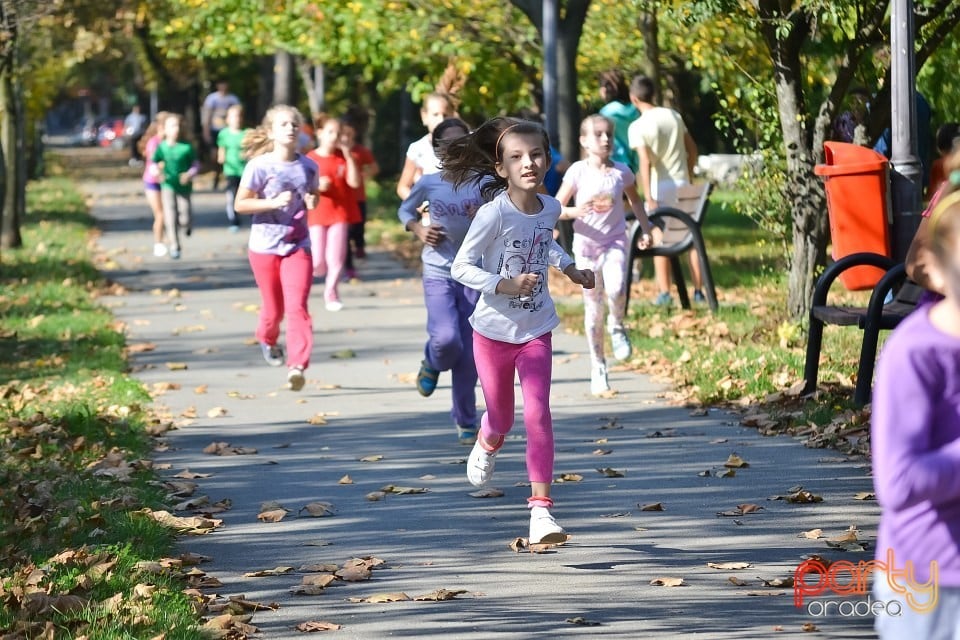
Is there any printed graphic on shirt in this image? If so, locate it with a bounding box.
[497,221,554,313]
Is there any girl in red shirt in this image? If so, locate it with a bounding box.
[306,114,360,311]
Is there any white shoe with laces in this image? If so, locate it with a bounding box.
[153,242,168,257]
[591,363,610,395]
[529,506,566,544]
[466,438,500,487]
[260,342,284,367]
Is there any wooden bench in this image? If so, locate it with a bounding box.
[801,252,923,406]
[624,182,719,313]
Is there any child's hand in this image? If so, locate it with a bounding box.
[273,191,293,208]
[565,265,595,289]
[650,226,664,246]
[303,193,318,210]
[178,172,192,186]
[636,230,654,250]
[497,273,539,297]
[318,176,332,192]
[414,222,446,247]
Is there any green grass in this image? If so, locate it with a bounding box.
[0,177,205,638]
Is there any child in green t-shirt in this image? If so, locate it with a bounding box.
[152,113,198,259]
[217,104,248,232]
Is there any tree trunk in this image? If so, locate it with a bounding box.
[0,65,21,250]
[296,58,324,117]
[637,2,660,91]
[273,50,294,106]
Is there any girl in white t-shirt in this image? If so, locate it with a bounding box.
[395,92,457,201]
[555,114,656,395]
[446,117,595,545]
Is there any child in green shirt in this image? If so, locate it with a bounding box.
[152,113,198,259]
[217,104,248,232]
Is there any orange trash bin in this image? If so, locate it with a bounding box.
[814,141,891,290]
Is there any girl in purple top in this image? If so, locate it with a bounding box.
[398,118,483,445]
[871,185,960,637]
[234,105,320,392]
[555,114,655,396]
[140,111,169,257]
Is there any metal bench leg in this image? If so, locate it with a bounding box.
[855,322,883,407]
[802,311,825,396]
[671,256,690,309]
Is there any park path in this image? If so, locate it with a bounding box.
[87,175,879,638]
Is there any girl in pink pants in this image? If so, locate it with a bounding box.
[447,117,595,545]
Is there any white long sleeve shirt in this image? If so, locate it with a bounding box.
[452,191,574,344]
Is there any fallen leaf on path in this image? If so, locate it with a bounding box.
[723,454,749,468]
[206,407,228,418]
[469,488,504,498]
[349,593,410,603]
[770,490,823,504]
[380,485,428,495]
[707,562,751,570]
[757,576,794,588]
[800,528,823,539]
[728,576,750,586]
[138,509,221,534]
[359,454,383,462]
[802,622,819,632]
[556,473,583,482]
[300,502,335,517]
[592,449,612,456]
[165,362,188,371]
[307,414,328,425]
[331,349,356,359]
[257,509,288,523]
[853,492,876,500]
[203,442,258,456]
[650,577,685,587]
[295,620,342,631]
[243,567,294,577]
[639,502,664,511]
[596,467,625,478]
[716,468,736,478]
[413,589,467,601]
[193,384,208,394]
[365,491,387,501]
[717,504,764,517]
[601,512,629,518]
[565,616,602,626]
[127,342,156,353]
[338,475,353,484]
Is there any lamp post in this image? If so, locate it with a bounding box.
[889,0,922,262]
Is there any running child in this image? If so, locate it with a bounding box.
[217,104,249,232]
[398,118,483,445]
[151,113,198,259]
[555,114,655,395]
[340,113,379,278]
[871,181,960,638]
[234,104,320,391]
[139,111,168,257]
[306,114,361,312]
[446,117,595,544]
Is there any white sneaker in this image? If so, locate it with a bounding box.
[153,242,168,257]
[260,342,284,367]
[325,299,343,312]
[591,364,610,395]
[287,367,305,391]
[611,329,632,361]
[529,506,566,544]
[466,438,500,487]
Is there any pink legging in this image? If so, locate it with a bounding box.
[473,331,554,484]
[248,248,313,369]
[309,222,348,302]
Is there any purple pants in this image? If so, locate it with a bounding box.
[423,277,479,427]
[473,331,554,484]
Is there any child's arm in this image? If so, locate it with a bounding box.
[341,144,361,189]
[396,157,420,200]
[399,180,444,247]
[554,182,589,220]
[451,205,504,294]
[623,182,657,248]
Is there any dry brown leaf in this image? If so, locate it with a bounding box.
[257,509,288,523]
[556,473,583,482]
[565,616,602,626]
[853,492,876,500]
[758,576,795,588]
[596,467,625,478]
[413,589,468,601]
[380,485,428,495]
[360,454,383,462]
[295,621,342,631]
[127,342,157,353]
[173,469,212,479]
[301,502,335,517]
[338,475,353,484]
[469,488,505,498]
[639,502,665,511]
[728,576,750,586]
[707,562,751,570]
[800,528,823,539]
[650,577,685,587]
[206,406,228,418]
[351,592,410,603]
[716,468,736,478]
[365,491,387,501]
[307,414,328,425]
[802,622,819,632]
[592,449,612,456]
[165,362,188,371]
[336,566,372,582]
[723,454,749,468]
[202,441,258,456]
[194,384,208,394]
[243,566,293,577]
[138,509,221,534]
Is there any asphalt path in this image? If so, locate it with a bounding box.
[87,177,879,639]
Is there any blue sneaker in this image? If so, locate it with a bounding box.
[653,292,672,306]
[693,290,706,303]
[456,424,477,445]
[416,360,440,397]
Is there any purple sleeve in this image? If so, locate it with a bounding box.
[240,157,264,193]
[872,317,960,510]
